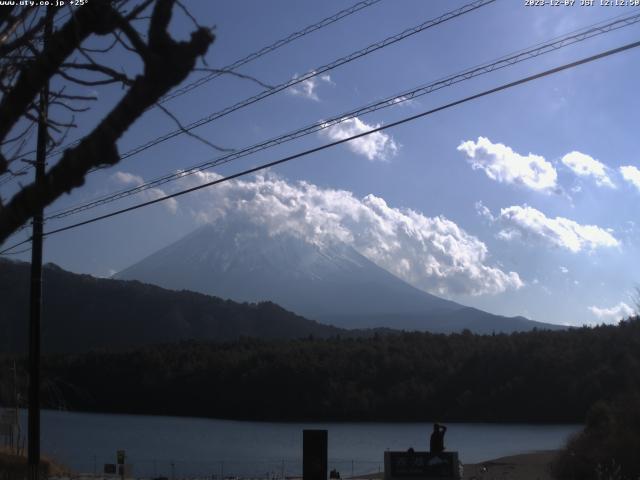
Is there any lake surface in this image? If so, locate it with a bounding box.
[28,410,580,477]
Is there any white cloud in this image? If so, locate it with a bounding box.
[588,302,634,323]
[289,71,334,101]
[321,117,398,161]
[620,165,640,191]
[475,200,494,221]
[111,171,178,214]
[561,151,615,188]
[494,204,619,253]
[391,96,416,107]
[183,172,523,297]
[559,266,569,274]
[457,137,558,193]
[112,171,143,185]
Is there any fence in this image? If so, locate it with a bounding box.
[56,456,384,480]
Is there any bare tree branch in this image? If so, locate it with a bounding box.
[0,8,53,57]
[125,0,156,21]
[55,93,98,101]
[81,34,119,53]
[0,1,121,156]
[176,0,201,29]
[57,69,130,87]
[156,103,234,153]
[115,14,150,58]
[0,0,214,243]
[61,62,134,86]
[193,67,275,90]
[50,100,91,113]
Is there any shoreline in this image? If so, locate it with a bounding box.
[22,407,583,426]
[461,450,558,480]
[352,450,559,480]
[2,445,560,480]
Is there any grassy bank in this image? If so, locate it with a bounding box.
[0,446,70,479]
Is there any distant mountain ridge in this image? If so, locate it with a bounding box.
[116,219,563,333]
[0,258,344,354]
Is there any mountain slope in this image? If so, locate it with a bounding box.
[0,258,343,353]
[116,219,562,333]
[116,220,463,319]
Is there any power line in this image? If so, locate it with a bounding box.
[112,0,496,162]
[0,244,32,255]
[1,236,32,255]
[158,0,383,105]
[0,36,634,255]
[27,0,492,171]
[1,0,383,175]
[0,163,32,187]
[4,0,496,191]
[43,10,640,222]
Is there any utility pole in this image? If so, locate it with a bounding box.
[28,9,52,480]
[12,361,21,455]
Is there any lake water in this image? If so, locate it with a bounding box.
[28,410,580,477]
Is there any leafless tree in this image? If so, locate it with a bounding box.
[0,0,215,245]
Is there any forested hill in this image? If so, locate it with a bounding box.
[0,258,343,353]
[0,259,563,354]
[22,319,640,423]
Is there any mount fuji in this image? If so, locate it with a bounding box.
[115,219,561,333]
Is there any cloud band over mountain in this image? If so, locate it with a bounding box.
[176,171,522,297]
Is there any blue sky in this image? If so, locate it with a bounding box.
[2,0,640,326]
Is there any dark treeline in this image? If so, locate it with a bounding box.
[3,318,638,423]
[554,391,640,479]
[0,259,343,354]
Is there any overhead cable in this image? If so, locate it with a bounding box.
[0,37,629,252]
[44,11,640,222]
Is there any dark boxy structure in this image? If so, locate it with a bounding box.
[384,451,461,480]
[303,429,328,480]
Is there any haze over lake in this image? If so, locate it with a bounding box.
[33,410,580,477]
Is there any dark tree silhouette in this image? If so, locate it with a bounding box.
[0,0,214,245]
[1,317,635,423]
[553,392,640,480]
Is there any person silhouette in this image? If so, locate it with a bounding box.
[430,423,447,453]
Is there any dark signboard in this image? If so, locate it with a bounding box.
[385,451,459,479]
[303,429,327,480]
